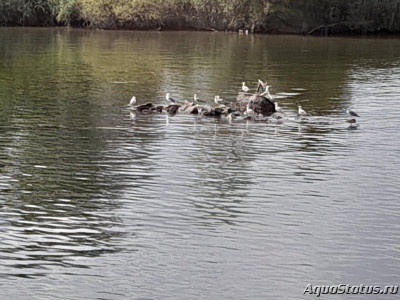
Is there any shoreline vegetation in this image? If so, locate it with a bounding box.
[1,1,400,36]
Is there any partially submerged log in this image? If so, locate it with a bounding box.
[131,93,273,119]
[179,103,200,114]
[236,93,275,116]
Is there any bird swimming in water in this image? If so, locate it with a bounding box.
[298,105,307,116]
[242,82,250,92]
[274,101,285,114]
[129,96,136,106]
[226,112,235,122]
[346,108,359,118]
[246,104,255,117]
[226,112,241,122]
[165,93,176,103]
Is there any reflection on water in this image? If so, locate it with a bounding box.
[1,28,400,299]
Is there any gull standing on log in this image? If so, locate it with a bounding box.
[129,96,137,106]
[194,94,204,104]
[242,82,250,92]
[165,93,177,103]
[214,95,224,105]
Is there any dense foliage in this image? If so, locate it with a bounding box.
[1,0,400,34]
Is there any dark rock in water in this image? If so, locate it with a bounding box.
[214,107,223,116]
[236,93,275,116]
[136,102,154,113]
[202,108,219,117]
[185,105,199,114]
[156,106,164,113]
[166,104,181,115]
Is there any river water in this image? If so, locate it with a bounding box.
[0,28,400,299]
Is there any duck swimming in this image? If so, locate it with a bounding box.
[298,105,307,116]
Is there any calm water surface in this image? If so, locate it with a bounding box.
[0,28,400,299]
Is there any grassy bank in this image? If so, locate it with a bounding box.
[1,0,400,35]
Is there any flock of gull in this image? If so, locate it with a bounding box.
[128,79,360,126]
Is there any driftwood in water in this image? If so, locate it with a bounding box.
[179,103,200,114]
[236,93,275,116]
[307,23,352,36]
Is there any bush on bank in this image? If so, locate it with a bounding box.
[1,0,400,35]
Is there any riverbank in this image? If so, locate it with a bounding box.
[1,0,400,36]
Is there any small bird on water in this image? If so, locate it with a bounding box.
[274,101,285,114]
[129,96,136,106]
[165,93,176,103]
[298,105,307,116]
[246,104,255,117]
[242,82,250,92]
[346,108,359,118]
